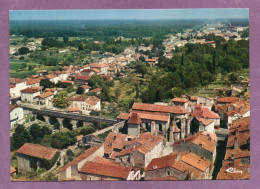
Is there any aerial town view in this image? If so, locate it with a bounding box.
[9,9,249,181]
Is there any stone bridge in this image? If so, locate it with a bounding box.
[23,106,117,130]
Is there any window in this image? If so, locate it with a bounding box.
[159,124,162,132]
[167,170,170,176]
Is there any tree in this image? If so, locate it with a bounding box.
[135,62,148,78]
[53,96,70,108]
[54,122,60,130]
[63,36,69,44]
[11,124,32,151]
[30,123,43,140]
[18,47,30,55]
[172,87,186,98]
[40,79,55,90]
[76,87,84,94]
[80,126,95,136]
[139,56,146,62]
[41,126,52,136]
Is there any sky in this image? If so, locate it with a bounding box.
[9,9,249,21]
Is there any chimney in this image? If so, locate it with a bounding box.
[231,153,235,160]
[235,128,239,135]
[198,159,201,164]
[176,154,180,161]
[113,136,117,140]
[234,137,239,149]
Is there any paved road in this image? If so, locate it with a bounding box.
[22,106,117,124]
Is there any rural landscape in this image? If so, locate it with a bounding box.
[9,9,250,181]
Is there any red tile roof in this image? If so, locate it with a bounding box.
[104,132,128,156]
[10,78,25,85]
[10,166,16,174]
[38,91,53,99]
[148,176,178,180]
[116,132,166,156]
[217,97,240,103]
[229,116,250,133]
[192,105,220,119]
[172,98,188,103]
[227,133,250,148]
[128,113,142,125]
[79,161,132,179]
[190,96,198,101]
[132,103,187,114]
[75,75,91,81]
[145,152,210,178]
[217,159,250,180]
[59,145,101,172]
[45,74,58,79]
[68,107,80,112]
[16,143,58,160]
[225,148,250,160]
[89,88,102,93]
[117,112,130,120]
[174,131,217,153]
[21,87,41,94]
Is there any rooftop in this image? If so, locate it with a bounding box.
[132,103,187,114]
[16,143,58,160]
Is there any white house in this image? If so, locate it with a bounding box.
[68,96,101,115]
[10,78,28,98]
[21,87,41,103]
[34,92,54,106]
[45,74,60,84]
[10,104,24,128]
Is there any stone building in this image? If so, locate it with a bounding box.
[16,143,59,172]
[79,157,140,181]
[58,145,104,181]
[172,131,217,162]
[115,132,166,168]
[144,152,211,180]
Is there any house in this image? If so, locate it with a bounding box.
[10,104,24,128]
[81,85,91,93]
[45,74,60,84]
[74,75,91,85]
[10,78,27,98]
[216,97,240,105]
[115,132,166,168]
[130,103,189,139]
[217,116,250,180]
[103,132,129,159]
[81,69,95,76]
[173,131,217,161]
[34,91,54,106]
[192,104,220,129]
[45,88,58,95]
[89,88,102,95]
[58,145,104,181]
[21,87,41,103]
[90,64,109,75]
[144,152,211,180]
[26,78,41,88]
[171,98,188,109]
[223,104,250,129]
[117,111,170,138]
[79,157,140,181]
[16,143,59,172]
[68,95,101,115]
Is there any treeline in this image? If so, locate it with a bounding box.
[9,19,201,40]
[139,39,249,103]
